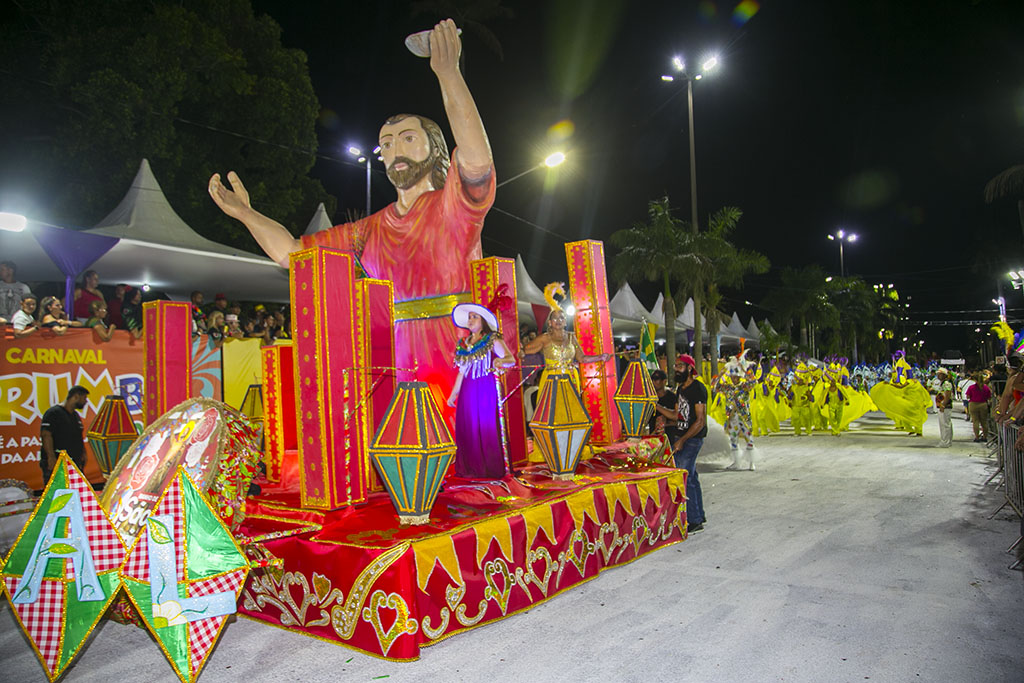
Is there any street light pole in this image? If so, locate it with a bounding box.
[665,53,718,378]
[827,230,857,277]
[348,145,380,217]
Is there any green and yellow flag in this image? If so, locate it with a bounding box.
[640,321,658,369]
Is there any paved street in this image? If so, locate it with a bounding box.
[3,411,1022,682]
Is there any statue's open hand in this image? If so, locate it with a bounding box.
[208,171,251,220]
[429,19,461,77]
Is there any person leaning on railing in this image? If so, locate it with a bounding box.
[11,293,40,338]
[995,356,1024,425]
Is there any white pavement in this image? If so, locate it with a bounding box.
[3,412,1022,682]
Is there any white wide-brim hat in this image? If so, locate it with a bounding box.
[452,302,498,331]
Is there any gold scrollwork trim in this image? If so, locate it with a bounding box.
[330,543,409,639]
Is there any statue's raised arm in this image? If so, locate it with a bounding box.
[428,19,492,180]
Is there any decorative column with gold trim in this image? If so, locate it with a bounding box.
[354,278,396,494]
[564,240,621,444]
[142,300,192,426]
[261,344,296,483]
[290,246,371,509]
[469,257,528,468]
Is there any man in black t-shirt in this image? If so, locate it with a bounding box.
[39,385,90,484]
[649,369,680,440]
[672,354,708,532]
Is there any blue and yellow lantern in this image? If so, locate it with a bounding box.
[369,381,455,525]
[614,360,658,437]
[529,373,593,480]
[86,395,139,478]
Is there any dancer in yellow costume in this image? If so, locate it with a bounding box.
[789,363,815,435]
[520,282,612,461]
[869,353,930,436]
[815,363,849,436]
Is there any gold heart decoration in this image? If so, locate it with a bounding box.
[483,558,513,615]
[361,590,419,657]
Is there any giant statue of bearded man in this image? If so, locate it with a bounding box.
[209,19,495,419]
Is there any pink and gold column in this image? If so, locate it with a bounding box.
[470,257,528,468]
[290,246,389,509]
[142,301,192,426]
[564,240,620,444]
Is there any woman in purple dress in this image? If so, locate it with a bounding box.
[446,302,513,478]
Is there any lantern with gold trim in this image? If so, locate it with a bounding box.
[369,381,455,525]
[529,373,593,480]
[86,395,139,478]
[614,360,658,437]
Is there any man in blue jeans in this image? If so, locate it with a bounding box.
[672,354,708,532]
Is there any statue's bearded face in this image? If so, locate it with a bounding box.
[379,117,436,190]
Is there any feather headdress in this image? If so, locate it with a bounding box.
[543,282,566,312]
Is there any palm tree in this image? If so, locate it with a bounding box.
[698,207,770,374]
[824,276,876,361]
[764,265,834,353]
[610,197,693,381]
[984,165,1024,244]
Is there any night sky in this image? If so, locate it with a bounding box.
[249,0,1024,351]
[9,0,1024,352]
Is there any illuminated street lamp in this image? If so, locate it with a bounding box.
[348,144,381,216]
[496,151,567,188]
[826,229,858,276]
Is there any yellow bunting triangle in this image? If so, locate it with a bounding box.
[474,516,514,568]
[603,482,635,522]
[521,505,556,551]
[636,479,663,514]
[413,534,463,593]
[565,489,602,531]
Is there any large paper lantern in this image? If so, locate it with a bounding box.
[2,454,126,681]
[614,360,658,438]
[529,373,593,480]
[86,395,140,478]
[369,381,455,525]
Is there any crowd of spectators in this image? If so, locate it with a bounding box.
[2,261,288,346]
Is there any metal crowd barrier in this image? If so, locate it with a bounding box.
[996,423,1023,517]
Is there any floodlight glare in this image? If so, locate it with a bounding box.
[544,152,566,168]
[672,56,685,72]
[702,56,719,71]
[661,75,675,82]
[837,229,845,239]
[827,234,835,241]
[848,233,858,242]
[566,304,576,316]
[0,212,27,232]
[348,146,362,156]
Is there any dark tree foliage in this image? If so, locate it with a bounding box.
[0,0,335,251]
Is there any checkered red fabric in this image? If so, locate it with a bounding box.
[5,576,65,674]
[64,461,125,579]
[122,476,184,582]
[187,568,247,674]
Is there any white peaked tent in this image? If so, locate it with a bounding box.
[761,319,780,337]
[83,159,290,301]
[514,254,549,305]
[745,317,761,340]
[303,203,333,235]
[678,297,704,330]
[609,283,657,322]
[724,312,749,338]
[514,254,551,328]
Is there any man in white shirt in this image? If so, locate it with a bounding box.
[0,260,32,321]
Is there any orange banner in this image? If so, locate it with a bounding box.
[1,329,146,489]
